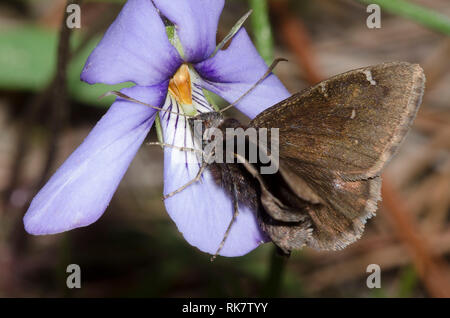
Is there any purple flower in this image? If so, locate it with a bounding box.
[24,0,290,257]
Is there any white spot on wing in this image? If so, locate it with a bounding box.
[319,82,328,97]
[363,69,377,85]
[351,109,356,119]
[333,179,344,190]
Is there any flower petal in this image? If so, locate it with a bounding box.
[195,28,291,119]
[153,0,224,63]
[24,84,167,235]
[81,0,182,86]
[160,88,266,256]
[164,165,266,257]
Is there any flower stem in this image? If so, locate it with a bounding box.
[249,0,274,65]
[263,248,288,297]
[358,0,450,35]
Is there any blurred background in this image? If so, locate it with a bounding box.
[0,0,449,297]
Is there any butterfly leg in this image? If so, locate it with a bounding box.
[162,145,216,200]
[163,162,208,200]
[146,141,202,154]
[211,183,240,262]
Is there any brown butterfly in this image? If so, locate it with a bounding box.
[116,61,425,258]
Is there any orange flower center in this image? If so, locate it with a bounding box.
[168,64,192,105]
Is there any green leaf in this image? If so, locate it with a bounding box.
[0,25,57,91]
[0,25,132,108]
[358,0,450,35]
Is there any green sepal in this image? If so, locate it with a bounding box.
[211,10,253,58]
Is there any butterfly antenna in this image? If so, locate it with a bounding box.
[99,91,192,117]
[219,58,288,114]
